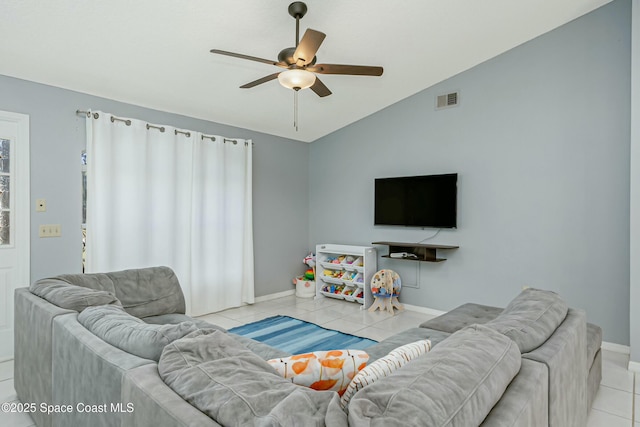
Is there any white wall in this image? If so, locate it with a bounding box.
[0,75,309,298]
[310,0,631,344]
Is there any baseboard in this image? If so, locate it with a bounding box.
[254,289,295,303]
[628,360,640,373]
[402,303,446,317]
[601,341,631,355]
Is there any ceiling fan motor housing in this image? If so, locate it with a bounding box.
[278,47,316,66]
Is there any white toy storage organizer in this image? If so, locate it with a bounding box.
[315,244,377,309]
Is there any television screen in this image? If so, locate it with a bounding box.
[374,173,457,228]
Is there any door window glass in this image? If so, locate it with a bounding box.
[0,139,10,245]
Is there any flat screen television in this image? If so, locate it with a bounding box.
[374,173,457,228]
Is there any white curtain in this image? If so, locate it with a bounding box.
[85,111,254,315]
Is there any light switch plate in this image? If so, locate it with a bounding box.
[39,224,61,238]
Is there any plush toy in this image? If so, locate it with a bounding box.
[304,269,315,280]
[303,253,316,269]
[368,269,404,316]
[304,253,316,280]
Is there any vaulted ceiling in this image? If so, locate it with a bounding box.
[0,0,612,142]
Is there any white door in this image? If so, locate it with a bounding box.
[0,111,30,362]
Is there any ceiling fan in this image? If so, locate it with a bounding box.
[209,1,384,98]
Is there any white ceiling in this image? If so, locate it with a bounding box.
[0,0,611,142]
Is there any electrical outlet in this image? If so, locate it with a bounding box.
[36,198,46,212]
[39,224,61,238]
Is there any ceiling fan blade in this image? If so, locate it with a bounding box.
[310,77,332,97]
[307,64,384,76]
[240,72,281,89]
[293,29,326,65]
[210,49,287,68]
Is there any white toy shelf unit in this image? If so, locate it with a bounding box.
[315,244,377,309]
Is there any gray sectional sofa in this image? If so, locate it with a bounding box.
[14,266,601,426]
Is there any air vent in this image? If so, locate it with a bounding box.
[436,91,459,110]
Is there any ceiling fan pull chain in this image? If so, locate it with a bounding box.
[294,90,299,131]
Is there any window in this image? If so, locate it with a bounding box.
[0,139,11,245]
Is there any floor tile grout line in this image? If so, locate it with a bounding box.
[590,405,634,422]
[591,382,635,422]
[590,408,635,423]
[633,372,636,425]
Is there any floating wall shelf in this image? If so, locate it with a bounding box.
[372,241,459,262]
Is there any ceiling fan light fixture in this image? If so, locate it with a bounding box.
[278,69,316,91]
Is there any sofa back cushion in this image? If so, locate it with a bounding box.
[347,325,521,427]
[57,266,185,318]
[485,288,568,353]
[159,329,345,426]
[30,278,121,312]
[78,304,198,361]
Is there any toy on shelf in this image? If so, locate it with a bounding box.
[293,253,316,298]
[321,283,347,299]
[323,269,342,278]
[354,289,364,303]
[328,255,345,264]
[368,269,404,315]
[341,271,356,283]
[354,273,364,286]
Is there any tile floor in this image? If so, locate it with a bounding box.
[0,294,637,426]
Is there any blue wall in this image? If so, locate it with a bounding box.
[0,75,310,298]
[310,0,631,344]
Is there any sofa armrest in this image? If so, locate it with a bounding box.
[14,288,75,427]
[523,308,587,427]
[122,364,221,427]
[51,314,154,427]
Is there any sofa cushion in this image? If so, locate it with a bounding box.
[159,329,344,426]
[365,327,450,362]
[141,312,291,360]
[347,325,521,427]
[58,266,186,318]
[142,313,227,332]
[485,288,568,353]
[268,350,369,395]
[340,340,431,410]
[419,303,503,333]
[30,278,121,312]
[78,305,199,361]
